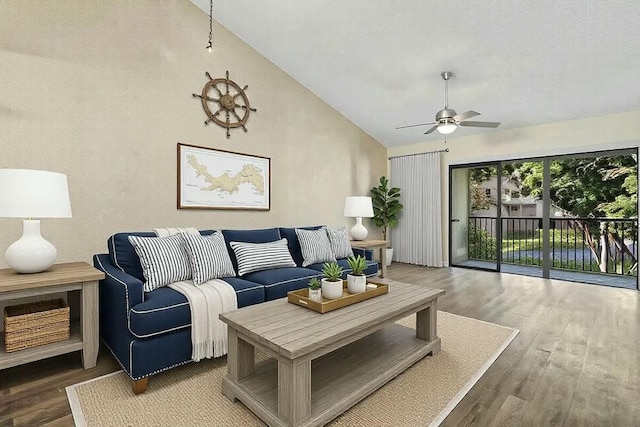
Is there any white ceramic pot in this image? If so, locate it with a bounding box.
[385,248,394,267]
[347,274,367,293]
[308,288,322,302]
[321,279,344,300]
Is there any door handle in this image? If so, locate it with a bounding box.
[451,219,460,222]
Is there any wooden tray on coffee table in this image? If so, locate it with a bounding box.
[287,280,388,313]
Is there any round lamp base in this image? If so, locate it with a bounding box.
[5,220,57,273]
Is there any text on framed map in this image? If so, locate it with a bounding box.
[177,143,270,210]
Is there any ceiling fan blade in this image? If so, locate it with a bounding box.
[424,124,439,134]
[453,110,480,122]
[395,121,436,130]
[458,120,501,128]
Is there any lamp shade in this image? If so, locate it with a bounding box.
[344,196,374,218]
[0,169,72,218]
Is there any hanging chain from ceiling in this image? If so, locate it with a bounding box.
[206,0,213,52]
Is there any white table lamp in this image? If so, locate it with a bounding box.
[0,169,72,273]
[344,196,374,241]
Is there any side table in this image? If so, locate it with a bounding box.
[350,239,389,278]
[0,262,104,370]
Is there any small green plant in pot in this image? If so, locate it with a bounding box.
[370,176,403,266]
[346,255,367,293]
[321,262,344,300]
[308,277,322,302]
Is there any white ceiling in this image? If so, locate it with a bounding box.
[191,1,640,148]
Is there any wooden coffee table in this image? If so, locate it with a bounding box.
[219,279,444,427]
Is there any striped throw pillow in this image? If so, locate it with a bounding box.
[128,234,192,292]
[180,231,236,285]
[230,238,296,276]
[296,227,336,267]
[326,226,354,259]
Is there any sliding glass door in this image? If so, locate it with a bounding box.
[450,163,501,271]
[449,149,638,290]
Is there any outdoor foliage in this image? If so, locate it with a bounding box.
[468,223,497,261]
[467,153,638,276]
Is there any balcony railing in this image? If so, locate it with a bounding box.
[468,216,638,277]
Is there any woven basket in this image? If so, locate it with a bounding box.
[3,298,70,352]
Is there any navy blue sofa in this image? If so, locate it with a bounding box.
[93,226,378,393]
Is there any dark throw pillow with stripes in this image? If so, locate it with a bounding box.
[326,226,354,259]
[295,227,337,267]
[180,231,236,285]
[128,234,192,292]
[229,238,296,276]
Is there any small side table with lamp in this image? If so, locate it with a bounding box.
[344,196,389,277]
[0,169,103,370]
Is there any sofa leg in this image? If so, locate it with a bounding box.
[132,377,149,394]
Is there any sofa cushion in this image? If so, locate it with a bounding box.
[221,228,281,270]
[128,234,192,292]
[326,226,354,259]
[295,227,336,267]
[230,239,296,276]
[129,287,191,337]
[108,230,214,281]
[243,267,321,300]
[181,232,236,285]
[279,226,323,266]
[129,278,265,337]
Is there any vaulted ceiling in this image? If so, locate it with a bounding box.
[191,1,640,148]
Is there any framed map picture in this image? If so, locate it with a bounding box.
[177,143,270,210]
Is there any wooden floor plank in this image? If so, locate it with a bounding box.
[1,263,639,426]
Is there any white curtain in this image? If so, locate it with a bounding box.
[390,151,443,267]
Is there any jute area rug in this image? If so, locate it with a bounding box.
[67,312,518,427]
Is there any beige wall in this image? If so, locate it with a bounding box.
[0,1,387,269]
[388,110,640,265]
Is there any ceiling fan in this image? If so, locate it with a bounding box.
[396,71,501,135]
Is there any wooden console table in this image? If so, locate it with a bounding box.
[0,262,104,370]
[350,239,389,278]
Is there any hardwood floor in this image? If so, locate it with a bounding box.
[1,263,639,426]
[390,264,640,426]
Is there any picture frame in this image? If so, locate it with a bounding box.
[177,143,271,210]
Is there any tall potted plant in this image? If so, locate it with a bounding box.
[370,176,403,266]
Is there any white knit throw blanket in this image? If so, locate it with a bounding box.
[168,279,237,360]
[154,227,238,360]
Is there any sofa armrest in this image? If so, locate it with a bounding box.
[352,248,374,261]
[93,254,144,310]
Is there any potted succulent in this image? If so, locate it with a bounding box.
[370,176,403,266]
[321,262,344,300]
[346,255,367,293]
[308,277,322,302]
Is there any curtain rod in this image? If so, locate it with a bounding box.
[388,147,449,160]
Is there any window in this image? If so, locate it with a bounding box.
[485,188,491,196]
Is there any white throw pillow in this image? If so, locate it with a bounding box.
[229,238,297,276]
[128,234,192,292]
[295,227,337,267]
[180,231,236,285]
[325,226,354,259]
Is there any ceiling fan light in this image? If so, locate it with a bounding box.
[437,121,457,135]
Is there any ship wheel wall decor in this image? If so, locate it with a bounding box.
[192,71,257,139]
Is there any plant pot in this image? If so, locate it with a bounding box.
[386,248,394,267]
[346,274,367,293]
[308,288,322,302]
[321,279,343,300]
